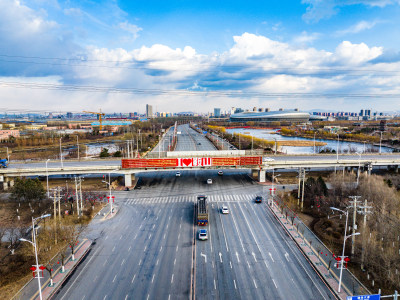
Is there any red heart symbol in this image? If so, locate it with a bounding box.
[182,158,192,166]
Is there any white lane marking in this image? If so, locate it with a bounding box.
[134,233,138,240]
[103,258,108,266]
[128,246,131,252]
[218,208,229,252]
[156,259,159,266]
[233,279,237,289]
[285,252,290,262]
[152,224,155,230]
[176,245,178,252]
[214,279,217,290]
[138,259,142,266]
[120,235,123,240]
[160,246,163,252]
[201,252,207,263]
[269,252,275,262]
[105,236,108,241]
[103,296,107,300]
[93,275,98,282]
[125,295,128,300]
[112,246,115,252]
[230,261,232,269]
[247,260,251,268]
[228,204,246,252]
[179,224,182,229]
[82,295,86,300]
[171,274,174,283]
[112,274,117,283]
[163,233,166,239]
[235,251,240,263]
[219,252,223,263]
[148,234,152,240]
[121,259,125,266]
[152,274,155,283]
[272,279,278,289]
[252,252,257,263]
[146,294,149,300]
[144,245,147,252]
[131,274,136,283]
[253,278,258,289]
[178,233,180,239]
[212,261,214,268]
[174,258,176,265]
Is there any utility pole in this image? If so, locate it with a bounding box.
[76,135,80,161]
[358,199,373,270]
[348,196,362,256]
[301,169,305,210]
[53,190,57,245]
[74,177,80,216]
[79,178,83,216]
[297,168,302,205]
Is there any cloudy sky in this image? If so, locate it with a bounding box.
[1,0,400,114]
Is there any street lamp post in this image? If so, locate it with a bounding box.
[356,152,361,186]
[102,169,119,216]
[330,207,360,293]
[313,132,317,154]
[336,133,339,161]
[59,137,63,169]
[76,136,80,161]
[20,214,51,300]
[45,159,50,198]
[379,132,382,154]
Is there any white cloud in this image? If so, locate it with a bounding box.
[293,31,321,45]
[335,20,379,36]
[118,21,142,41]
[302,0,400,23]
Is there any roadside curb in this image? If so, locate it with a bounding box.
[38,239,92,300]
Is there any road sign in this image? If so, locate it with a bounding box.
[346,294,380,300]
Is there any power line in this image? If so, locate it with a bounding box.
[1,81,400,99]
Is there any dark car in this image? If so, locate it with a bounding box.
[255,196,263,203]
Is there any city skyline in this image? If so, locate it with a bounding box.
[0,0,400,112]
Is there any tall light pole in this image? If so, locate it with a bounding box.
[59,137,63,169]
[274,138,277,155]
[330,207,360,293]
[313,132,317,154]
[6,146,10,162]
[76,135,80,161]
[102,169,119,216]
[20,214,51,300]
[379,132,382,154]
[356,152,361,187]
[336,133,339,161]
[45,159,50,198]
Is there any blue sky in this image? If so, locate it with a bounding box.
[0,0,400,113]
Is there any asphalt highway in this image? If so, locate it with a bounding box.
[53,169,336,300]
[175,124,216,152]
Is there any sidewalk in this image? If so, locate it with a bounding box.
[13,239,92,300]
[267,199,350,300]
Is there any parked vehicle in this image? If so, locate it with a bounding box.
[207,179,212,184]
[255,196,263,203]
[176,171,181,177]
[197,195,209,226]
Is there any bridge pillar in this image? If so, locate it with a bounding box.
[253,169,265,183]
[1,176,13,191]
[124,173,134,187]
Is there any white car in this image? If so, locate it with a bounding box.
[263,157,275,162]
[176,171,181,177]
[218,171,223,176]
[207,179,212,184]
[221,206,229,214]
[198,229,208,240]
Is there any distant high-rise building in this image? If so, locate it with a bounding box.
[214,108,221,117]
[360,109,364,116]
[146,104,153,118]
[234,108,243,113]
[66,112,73,119]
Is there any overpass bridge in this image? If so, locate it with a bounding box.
[1,152,400,189]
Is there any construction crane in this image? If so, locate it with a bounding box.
[83,110,106,130]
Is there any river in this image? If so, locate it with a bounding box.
[225,128,392,154]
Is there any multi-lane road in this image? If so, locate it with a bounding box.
[53,169,337,299]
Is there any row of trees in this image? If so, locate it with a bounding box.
[289,173,400,293]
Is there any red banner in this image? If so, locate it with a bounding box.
[122,156,261,169]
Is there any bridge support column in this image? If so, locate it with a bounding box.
[124,173,134,187]
[252,169,265,183]
[1,176,13,191]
